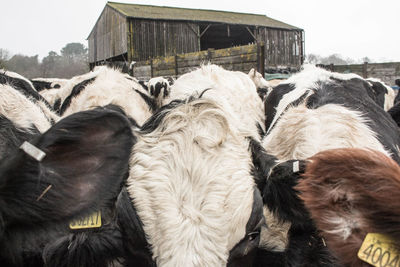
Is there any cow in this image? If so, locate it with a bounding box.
[0,106,134,266]
[248,68,272,101]
[296,148,400,267]
[0,70,59,124]
[124,97,265,266]
[161,64,265,140]
[147,76,173,109]
[59,67,154,127]
[254,64,400,265]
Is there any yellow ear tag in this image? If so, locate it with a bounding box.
[358,233,399,267]
[69,211,102,229]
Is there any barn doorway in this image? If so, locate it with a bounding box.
[199,24,255,50]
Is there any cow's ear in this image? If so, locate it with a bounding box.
[0,108,134,225]
[248,138,277,191]
[263,160,311,229]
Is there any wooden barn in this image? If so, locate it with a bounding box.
[88,2,304,71]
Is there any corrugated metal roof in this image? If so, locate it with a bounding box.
[107,2,301,30]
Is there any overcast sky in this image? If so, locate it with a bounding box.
[1,0,399,62]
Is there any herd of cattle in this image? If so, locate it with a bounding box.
[0,63,400,267]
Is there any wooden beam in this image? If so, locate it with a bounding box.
[246,26,257,41]
[200,24,211,38]
[187,23,200,37]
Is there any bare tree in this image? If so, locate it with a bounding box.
[0,48,10,69]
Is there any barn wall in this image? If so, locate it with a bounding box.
[128,19,200,61]
[88,6,127,63]
[318,62,400,86]
[258,28,303,68]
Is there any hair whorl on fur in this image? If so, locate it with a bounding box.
[297,148,400,267]
[129,97,256,266]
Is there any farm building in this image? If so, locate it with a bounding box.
[88,2,304,73]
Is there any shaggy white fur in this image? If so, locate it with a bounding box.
[62,67,153,125]
[128,98,256,266]
[263,103,390,161]
[164,64,265,140]
[0,84,52,133]
[40,88,61,106]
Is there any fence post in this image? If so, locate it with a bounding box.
[174,55,179,78]
[207,48,214,62]
[150,59,153,78]
[363,62,368,78]
[257,42,265,77]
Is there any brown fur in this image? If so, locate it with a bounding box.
[296,148,400,267]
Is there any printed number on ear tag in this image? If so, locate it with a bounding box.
[358,233,399,267]
[69,211,101,229]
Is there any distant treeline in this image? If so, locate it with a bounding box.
[0,43,89,79]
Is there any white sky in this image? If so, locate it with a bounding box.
[1,0,399,62]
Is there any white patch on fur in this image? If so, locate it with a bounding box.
[0,84,52,132]
[366,77,395,111]
[128,98,256,266]
[259,206,290,252]
[62,67,152,125]
[281,64,362,90]
[40,88,61,106]
[323,210,363,240]
[164,64,265,140]
[263,104,391,161]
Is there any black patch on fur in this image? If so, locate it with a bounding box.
[134,89,157,112]
[140,99,186,134]
[264,83,295,132]
[388,101,400,127]
[53,98,61,114]
[228,188,264,267]
[283,227,339,267]
[0,116,39,163]
[117,188,155,266]
[59,77,96,115]
[248,138,278,192]
[263,160,311,229]
[138,80,148,91]
[31,80,52,92]
[257,87,269,101]
[367,79,388,109]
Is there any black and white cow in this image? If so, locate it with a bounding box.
[254,65,400,266]
[124,97,265,266]
[59,67,155,127]
[161,64,266,140]
[0,70,59,124]
[0,105,133,266]
[248,68,272,101]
